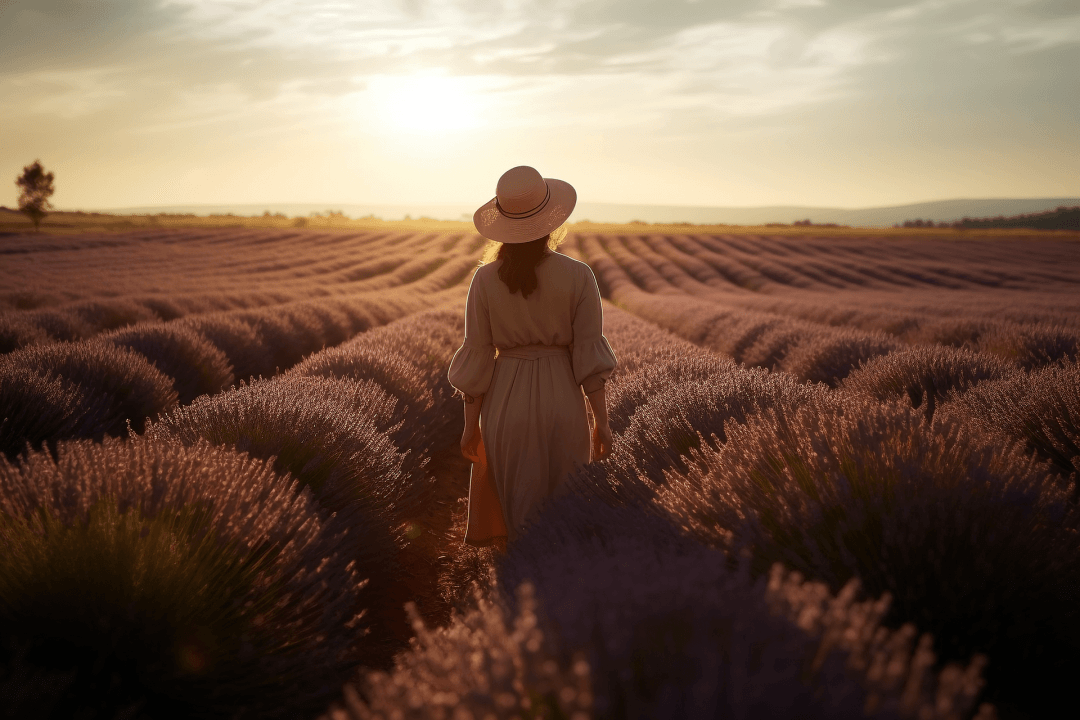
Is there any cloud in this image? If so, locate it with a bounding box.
[0,67,129,119]
[4,1,1076,115]
[1,0,1076,207]
[1001,13,1080,52]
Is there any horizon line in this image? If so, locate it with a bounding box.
[51,195,1080,214]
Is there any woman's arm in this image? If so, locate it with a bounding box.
[450,269,495,462]
[460,393,484,460]
[586,385,613,461]
[572,266,617,462]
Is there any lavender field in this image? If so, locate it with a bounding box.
[2,225,1078,720]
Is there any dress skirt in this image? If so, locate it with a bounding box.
[477,345,591,541]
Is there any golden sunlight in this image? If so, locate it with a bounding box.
[369,74,486,136]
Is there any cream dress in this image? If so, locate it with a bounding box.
[448,251,618,540]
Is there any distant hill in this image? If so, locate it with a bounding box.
[75,197,1080,228]
[947,205,1080,230]
[569,198,1080,228]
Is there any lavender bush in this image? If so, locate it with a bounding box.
[612,360,825,484]
[146,375,411,510]
[229,295,399,375]
[145,374,412,653]
[176,312,271,381]
[703,314,794,365]
[0,341,178,448]
[654,394,1077,715]
[325,583,592,720]
[235,307,329,374]
[600,304,710,387]
[501,498,992,720]
[0,437,366,719]
[0,367,85,459]
[779,327,901,386]
[4,226,1078,719]
[0,314,51,354]
[908,318,995,349]
[15,308,94,343]
[979,323,1080,369]
[290,309,465,462]
[68,299,161,334]
[941,359,1080,480]
[601,336,724,436]
[100,322,235,404]
[842,346,1013,422]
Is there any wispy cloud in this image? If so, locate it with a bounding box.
[5,0,1075,122]
[1002,13,1080,52]
[1,0,1077,207]
[1,67,129,119]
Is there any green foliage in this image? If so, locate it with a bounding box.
[15,160,54,231]
[950,205,1080,230]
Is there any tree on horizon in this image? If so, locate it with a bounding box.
[16,160,55,232]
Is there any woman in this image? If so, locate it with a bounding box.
[448,165,617,545]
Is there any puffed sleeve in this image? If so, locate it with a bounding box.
[448,268,497,397]
[572,265,618,394]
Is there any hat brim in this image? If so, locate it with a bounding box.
[473,178,576,244]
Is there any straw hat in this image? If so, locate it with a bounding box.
[473,166,577,244]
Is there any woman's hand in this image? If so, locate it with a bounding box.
[591,421,613,461]
[461,422,482,461]
[460,392,484,461]
[586,384,612,461]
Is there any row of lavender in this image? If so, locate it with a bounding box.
[0,303,479,717]
[2,260,1078,718]
[573,234,1080,387]
[533,309,1079,717]
[1,297,981,720]
[568,233,1080,329]
[0,228,482,353]
[0,286,464,459]
[576,232,1080,298]
[331,306,1077,720]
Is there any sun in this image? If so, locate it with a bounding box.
[370,73,486,136]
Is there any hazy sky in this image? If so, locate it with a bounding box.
[2,0,1078,210]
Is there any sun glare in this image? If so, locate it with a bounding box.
[370,74,486,136]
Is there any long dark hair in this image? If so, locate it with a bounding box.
[497,236,549,298]
[484,226,567,299]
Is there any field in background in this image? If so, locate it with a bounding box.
[1,224,1079,719]
[6,205,1079,237]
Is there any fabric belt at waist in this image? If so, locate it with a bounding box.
[498,344,571,360]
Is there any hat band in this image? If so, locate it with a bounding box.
[495,185,551,219]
